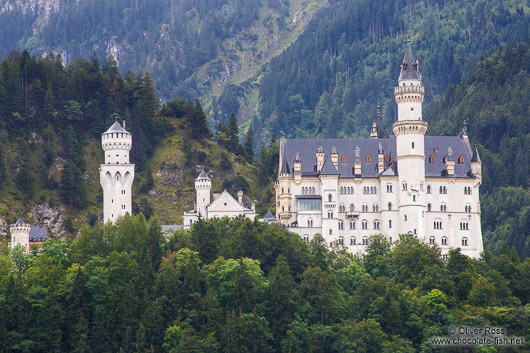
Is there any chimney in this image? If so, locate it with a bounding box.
[354,145,362,176]
[316,144,324,172]
[370,121,378,139]
[293,153,301,174]
[378,142,384,174]
[330,146,338,169]
[251,202,256,211]
[213,192,220,200]
[122,120,126,129]
[446,146,455,176]
[238,190,243,205]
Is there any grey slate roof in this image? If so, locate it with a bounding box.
[320,155,339,175]
[283,136,475,178]
[161,225,184,232]
[280,149,290,174]
[398,41,422,81]
[15,217,25,225]
[263,210,276,221]
[196,169,210,181]
[29,226,46,242]
[104,121,129,134]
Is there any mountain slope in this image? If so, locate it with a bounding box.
[256,0,530,143]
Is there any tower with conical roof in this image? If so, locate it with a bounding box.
[195,169,211,218]
[10,218,31,250]
[100,121,135,223]
[393,40,427,237]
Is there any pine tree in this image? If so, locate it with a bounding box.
[244,125,254,163]
[189,99,211,139]
[227,113,240,153]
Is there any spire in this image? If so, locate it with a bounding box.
[471,144,481,163]
[376,104,384,138]
[398,40,421,81]
[196,169,210,181]
[280,149,290,175]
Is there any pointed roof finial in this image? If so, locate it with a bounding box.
[196,169,210,181]
[463,119,468,136]
[317,144,323,153]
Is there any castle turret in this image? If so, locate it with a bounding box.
[100,121,135,223]
[393,40,427,238]
[10,218,31,251]
[196,170,211,218]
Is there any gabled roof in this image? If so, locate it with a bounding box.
[398,40,422,81]
[208,190,248,213]
[263,210,276,221]
[471,145,481,163]
[320,155,339,175]
[196,169,210,181]
[104,121,129,134]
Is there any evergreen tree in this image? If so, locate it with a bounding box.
[243,125,254,163]
[16,163,34,200]
[189,99,211,140]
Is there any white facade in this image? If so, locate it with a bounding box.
[100,121,135,223]
[183,171,257,227]
[275,42,483,258]
[10,218,31,250]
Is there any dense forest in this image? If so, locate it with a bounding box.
[1,215,530,352]
[425,41,530,259]
[256,0,530,142]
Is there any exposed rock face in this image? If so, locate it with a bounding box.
[27,203,66,238]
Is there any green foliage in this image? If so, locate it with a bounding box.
[1,217,530,352]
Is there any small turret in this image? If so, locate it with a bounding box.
[195,169,212,217]
[316,144,324,172]
[370,121,378,139]
[378,142,385,174]
[471,144,481,179]
[102,120,132,165]
[10,218,31,251]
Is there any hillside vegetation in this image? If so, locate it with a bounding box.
[256,0,530,142]
[1,216,530,352]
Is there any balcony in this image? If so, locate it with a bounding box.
[346,211,359,218]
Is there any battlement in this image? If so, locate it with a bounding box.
[394,85,424,104]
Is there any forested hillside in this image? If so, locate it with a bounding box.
[256,0,530,142]
[2,215,530,352]
[425,41,530,259]
[0,51,275,239]
[0,0,327,125]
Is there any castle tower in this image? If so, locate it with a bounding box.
[276,137,292,224]
[393,40,427,238]
[100,121,135,223]
[10,218,31,251]
[195,170,211,218]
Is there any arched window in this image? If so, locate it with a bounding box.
[350,221,355,230]
[465,204,471,213]
[373,220,380,230]
[443,155,447,163]
[303,235,309,242]
[372,204,379,212]
[427,203,432,212]
[349,204,354,212]
[434,220,443,229]
[366,154,372,163]
[338,221,344,230]
[441,236,448,245]
[402,182,407,191]
[460,221,469,230]
[462,237,468,246]
[434,147,439,153]
[362,237,368,245]
[350,237,356,245]
[458,155,464,164]
[440,204,447,212]
[341,154,347,163]
[362,204,368,212]
[429,236,436,245]
[362,220,368,230]
[387,184,392,193]
[384,154,390,162]
[328,211,333,219]
[338,237,344,245]
[429,154,435,163]
[404,215,408,221]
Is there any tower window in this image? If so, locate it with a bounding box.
[389,220,392,228]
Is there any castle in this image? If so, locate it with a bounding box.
[9,218,47,251]
[183,170,257,228]
[275,41,484,258]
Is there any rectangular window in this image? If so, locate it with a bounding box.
[298,199,322,211]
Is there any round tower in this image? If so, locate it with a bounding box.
[195,170,211,218]
[100,121,135,223]
[10,218,31,251]
[393,40,427,238]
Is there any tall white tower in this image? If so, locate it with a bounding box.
[10,218,31,251]
[393,40,428,238]
[100,121,135,223]
[195,170,211,218]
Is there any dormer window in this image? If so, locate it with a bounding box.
[434,147,439,152]
[366,154,372,163]
[458,155,464,163]
[429,154,435,163]
[384,154,390,162]
[341,154,347,163]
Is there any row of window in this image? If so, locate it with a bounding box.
[427,203,472,213]
[303,235,470,248]
[301,187,316,195]
[306,184,473,197]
